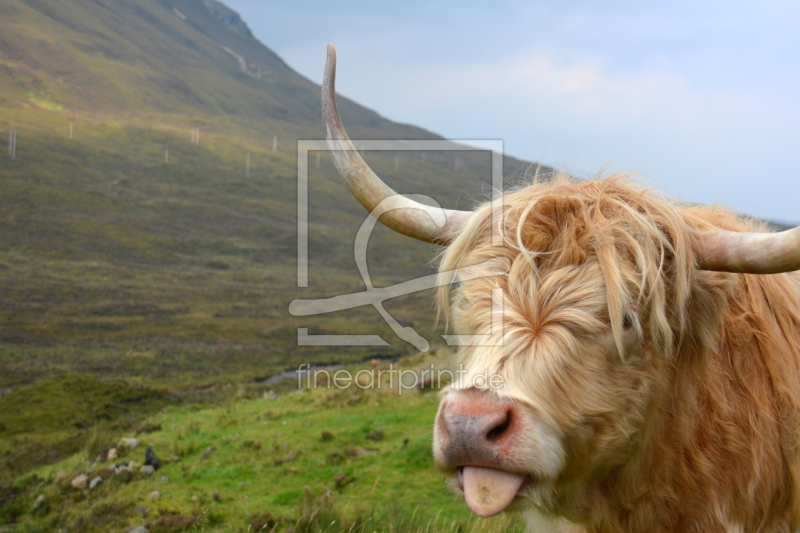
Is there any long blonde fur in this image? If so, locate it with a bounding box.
[436,174,800,532]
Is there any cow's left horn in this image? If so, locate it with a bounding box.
[322,44,471,244]
[695,226,800,274]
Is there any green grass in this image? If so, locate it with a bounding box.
[3,359,523,533]
[0,87,517,533]
[0,374,176,485]
[27,92,64,111]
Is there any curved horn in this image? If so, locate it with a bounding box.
[695,226,800,274]
[322,44,471,244]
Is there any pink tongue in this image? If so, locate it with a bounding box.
[462,466,526,517]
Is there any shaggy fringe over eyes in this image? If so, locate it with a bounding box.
[436,173,705,359]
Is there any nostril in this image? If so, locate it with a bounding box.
[486,409,512,441]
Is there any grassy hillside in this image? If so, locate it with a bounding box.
[0,0,539,389]
[0,112,533,388]
[0,1,541,529]
[0,0,487,138]
[2,356,523,533]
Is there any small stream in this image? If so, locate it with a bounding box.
[257,364,344,386]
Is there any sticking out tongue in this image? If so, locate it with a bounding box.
[461,466,526,517]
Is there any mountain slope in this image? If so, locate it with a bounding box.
[0,0,546,498]
[0,0,442,137]
[0,0,541,392]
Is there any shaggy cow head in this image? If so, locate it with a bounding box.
[320,44,800,521]
[430,178,726,517]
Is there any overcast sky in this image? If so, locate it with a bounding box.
[223,0,800,223]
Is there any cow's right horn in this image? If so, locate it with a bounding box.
[322,44,471,245]
[694,225,800,274]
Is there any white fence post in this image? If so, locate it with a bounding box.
[8,129,16,159]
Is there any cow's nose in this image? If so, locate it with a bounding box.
[435,391,521,468]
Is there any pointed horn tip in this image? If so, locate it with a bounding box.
[323,44,337,90]
[319,44,472,245]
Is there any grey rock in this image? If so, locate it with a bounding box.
[31,494,46,510]
[119,437,140,450]
[71,474,88,489]
[89,476,103,489]
[140,465,155,476]
[350,447,377,457]
[149,490,160,500]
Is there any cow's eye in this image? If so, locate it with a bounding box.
[602,313,634,330]
[622,313,633,330]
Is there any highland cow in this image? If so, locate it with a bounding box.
[321,44,800,533]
